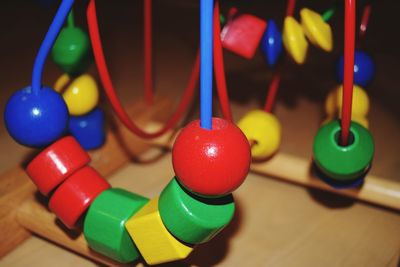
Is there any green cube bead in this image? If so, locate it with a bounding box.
[83,188,149,263]
[51,27,91,75]
[313,120,374,181]
[159,177,235,244]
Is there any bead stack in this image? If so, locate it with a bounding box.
[52,10,105,150]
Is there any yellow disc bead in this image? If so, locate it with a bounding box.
[237,110,281,159]
[282,16,308,64]
[321,115,368,129]
[324,89,338,116]
[54,74,99,116]
[300,8,333,52]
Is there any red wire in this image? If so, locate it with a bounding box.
[144,0,153,105]
[340,0,356,146]
[213,1,233,121]
[359,3,371,40]
[87,0,200,139]
[264,73,281,112]
[286,0,296,17]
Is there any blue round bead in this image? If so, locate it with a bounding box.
[4,86,69,148]
[260,19,283,67]
[68,107,106,150]
[337,50,375,87]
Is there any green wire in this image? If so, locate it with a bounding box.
[67,10,75,28]
[322,7,336,22]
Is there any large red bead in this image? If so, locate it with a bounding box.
[26,136,90,195]
[49,166,110,228]
[172,118,251,196]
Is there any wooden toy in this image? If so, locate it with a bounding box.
[172,118,251,196]
[4,86,69,148]
[49,166,110,228]
[125,198,193,265]
[53,73,99,116]
[283,16,308,64]
[300,8,333,52]
[260,19,283,67]
[238,110,281,159]
[26,136,90,195]
[68,107,106,150]
[83,188,148,263]
[159,177,235,244]
[51,10,91,75]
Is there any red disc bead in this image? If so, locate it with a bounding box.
[172,118,251,197]
[26,136,90,195]
[49,166,110,228]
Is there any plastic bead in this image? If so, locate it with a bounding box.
[69,108,106,150]
[322,116,369,129]
[26,136,90,195]
[51,27,91,75]
[300,8,333,52]
[282,16,308,64]
[53,74,99,116]
[325,85,370,118]
[237,110,281,159]
[313,120,374,182]
[260,19,283,67]
[84,188,149,263]
[159,178,235,244]
[125,198,193,265]
[4,86,68,148]
[337,50,375,87]
[49,166,110,228]
[221,14,267,59]
[172,118,251,197]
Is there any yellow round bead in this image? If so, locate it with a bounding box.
[324,89,338,116]
[336,85,370,117]
[237,110,281,159]
[300,8,333,52]
[54,74,99,116]
[321,115,368,129]
[282,16,308,64]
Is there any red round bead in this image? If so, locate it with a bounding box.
[26,136,90,195]
[49,166,110,228]
[172,118,251,196]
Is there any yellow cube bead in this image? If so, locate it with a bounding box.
[125,198,193,265]
[237,110,281,159]
[300,8,333,52]
[54,73,99,116]
[282,16,308,64]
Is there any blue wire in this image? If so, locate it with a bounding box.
[31,0,75,95]
[200,0,214,130]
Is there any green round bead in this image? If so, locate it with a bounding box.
[159,177,235,244]
[313,120,374,181]
[51,27,91,75]
[83,188,149,263]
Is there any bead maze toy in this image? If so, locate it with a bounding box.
[1,0,400,266]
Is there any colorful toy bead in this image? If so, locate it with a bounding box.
[313,120,374,182]
[300,8,333,52]
[51,27,91,75]
[26,136,90,195]
[322,115,369,129]
[53,74,99,116]
[337,50,375,87]
[282,16,308,64]
[84,188,149,263]
[237,110,281,159]
[324,85,370,118]
[221,14,267,59]
[260,19,283,67]
[125,198,193,265]
[69,108,106,150]
[49,166,110,228]
[172,118,251,197]
[159,177,234,244]
[4,86,68,148]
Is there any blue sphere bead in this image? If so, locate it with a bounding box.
[4,86,69,148]
[337,50,375,87]
[260,19,283,67]
[68,107,106,150]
